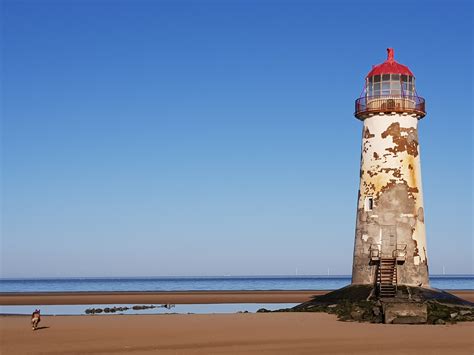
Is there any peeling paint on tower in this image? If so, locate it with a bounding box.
[352,49,429,289]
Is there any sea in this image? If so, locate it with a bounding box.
[1,275,472,315]
[1,275,472,293]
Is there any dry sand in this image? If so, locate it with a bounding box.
[1,290,473,305]
[1,313,473,354]
[1,290,473,354]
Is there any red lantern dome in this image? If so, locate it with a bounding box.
[366,48,414,78]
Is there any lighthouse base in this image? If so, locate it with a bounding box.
[274,285,474,324]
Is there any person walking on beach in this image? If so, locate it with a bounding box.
[31,309,41,330]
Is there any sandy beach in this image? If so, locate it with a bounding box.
[1,312,473,354]
[1,290,473,354]
[1,289,473,305]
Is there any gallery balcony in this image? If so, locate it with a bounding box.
[355,95,426,120]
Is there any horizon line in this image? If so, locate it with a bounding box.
[1,273,473,281]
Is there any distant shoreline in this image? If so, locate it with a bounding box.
[1,290,473,305]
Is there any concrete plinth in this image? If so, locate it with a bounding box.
[382,301,427,324]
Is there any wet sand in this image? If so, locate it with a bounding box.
[1,313,473,354]
[1,290,473,305]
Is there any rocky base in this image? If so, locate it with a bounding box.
[259,285,474,324]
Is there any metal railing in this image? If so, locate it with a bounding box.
[355,95,426,119]
[369,243,407,262]
[369,244,381,261]
[392,244,407,261]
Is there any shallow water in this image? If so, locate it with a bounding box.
[0,303,297,316]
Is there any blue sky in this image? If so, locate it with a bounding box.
[1,0,472,277]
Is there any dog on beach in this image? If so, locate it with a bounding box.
[31,309,41,330]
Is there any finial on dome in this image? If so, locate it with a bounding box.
[387,48,394,62]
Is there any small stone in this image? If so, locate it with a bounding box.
[450,313,458,319]
[460,310,471,316]
[435,319,446,325]
[350,310,363,320]
[327,304,337,308]
[372,307,381,316]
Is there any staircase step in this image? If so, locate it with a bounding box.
[377,260,397,299]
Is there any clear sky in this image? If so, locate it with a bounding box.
[1,0,472,278]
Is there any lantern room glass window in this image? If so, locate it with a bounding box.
[367,74,415,97]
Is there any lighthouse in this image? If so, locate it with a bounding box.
[352,48,429,296]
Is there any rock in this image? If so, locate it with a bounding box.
[257,308,270,313]
[131,305,155,310]
[104,308,110,313]
[460,310,471,316]
[435,319,446,325]
[450,312,458,319]
[95,309,103,314]
[327,304,337,308]
[372,307,381,316]
[350,308,364,321]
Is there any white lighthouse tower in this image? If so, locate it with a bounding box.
[352,49,429,297]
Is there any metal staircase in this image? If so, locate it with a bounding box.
[377,258,397,298]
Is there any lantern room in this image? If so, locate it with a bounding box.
[367,73,415,97]
[355,48,426,120]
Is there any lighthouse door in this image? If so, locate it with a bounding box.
[381,225,397,258]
